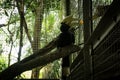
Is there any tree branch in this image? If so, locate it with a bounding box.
[16,0,24,62]
[0,45,80,80]
[23,45,80,70]
[20,38,57,63]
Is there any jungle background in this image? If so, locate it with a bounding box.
[0,0,112,79]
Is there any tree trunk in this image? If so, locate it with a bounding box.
[83,0,93,80]
[17,0,24,62]
[31,0,44,79]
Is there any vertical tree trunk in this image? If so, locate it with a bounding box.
[83,0,93,80]
[17,0,24,62]
[31,0,44,79]
[15,0,24,79]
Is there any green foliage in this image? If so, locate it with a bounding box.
[41,10,61,48]
[44,0,61,12]
[0,56,7,72]
[24,0,38,13]
[1,0,13,8]
[48,60,61,78]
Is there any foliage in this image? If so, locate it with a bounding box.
[48,60,61,78]
[44,0,61,12]
[0,56,7,72]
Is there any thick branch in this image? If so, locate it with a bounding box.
[23,45,80,70]
[0,45,80,80]
[20,38,57,63]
